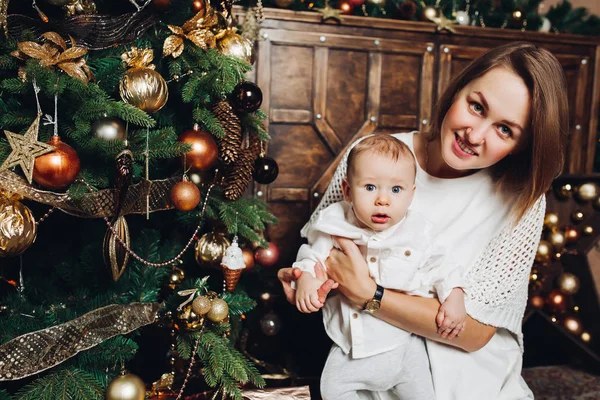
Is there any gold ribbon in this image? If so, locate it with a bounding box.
[121,46,155,69]
[177,288,199,311]
[11,32,93,84]
[162,3,228,58]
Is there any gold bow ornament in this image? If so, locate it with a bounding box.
[11,32,93,84]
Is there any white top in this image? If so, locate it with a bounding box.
[305,132,543,399]
[294,201,464,359]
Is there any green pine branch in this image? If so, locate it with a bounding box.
[15,369,103,400]
[0,390,12,400]
[221,292,256,316]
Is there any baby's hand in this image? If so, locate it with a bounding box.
[436,288,466,339]
[296,272,327,314]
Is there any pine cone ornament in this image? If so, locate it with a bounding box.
[222,134,261,200]
[213,101,242,165]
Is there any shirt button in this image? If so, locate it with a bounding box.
[369,257,377,263]
[353,313,358,319]
[404,250,411,257]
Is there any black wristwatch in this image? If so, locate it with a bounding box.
[363,284,384,313]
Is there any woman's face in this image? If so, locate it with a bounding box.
[438,67,530,176]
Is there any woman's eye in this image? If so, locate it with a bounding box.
[499,125,512,137]
[365,184,375,191]
[470,102,484,114]
[392,186,402,194]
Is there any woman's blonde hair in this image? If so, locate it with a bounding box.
[425,42,569,220]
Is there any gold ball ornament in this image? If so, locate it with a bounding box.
[191,0,205,13]
[167,266,185,290]
[555,183,573,200]
[421,6,439,21]
[120,67,168,113]
[32,136,81,190]
[192,295,212,315]
[535,240,551,263]
[571,210,585,223]
[106,373,145,400]
[583,225,594,236]
[581,332,591,342]
[170,180,200,211]
[177,304,204,331]
[558,272,580,295]
[576,183,598,202]
[564,315,583,335]
[195,232,231,266]
[512,9,523,20]
[544,213,559,230]
[549,230,565,251]
[340,2,352,14]
[207,298,229,322]
[91,117,126,141]
[217,31,255,65]
[564,226,580,244]
[0,195,37,257]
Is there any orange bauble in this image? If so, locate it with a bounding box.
[170,180,201,211]
[242,248,255,271]
[32,136,80,190]
[178,125,218,172]
[254,242,280,268]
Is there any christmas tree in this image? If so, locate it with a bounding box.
[0,0,279,398]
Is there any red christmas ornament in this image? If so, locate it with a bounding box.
[178,125,218,172]
[254,242,280,268]
[32,136,80,190]
[348,0,365,6]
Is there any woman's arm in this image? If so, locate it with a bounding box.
[326,237,496,353]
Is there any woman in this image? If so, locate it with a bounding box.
[278,41,569,399]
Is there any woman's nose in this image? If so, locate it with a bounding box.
[465,126,487,145]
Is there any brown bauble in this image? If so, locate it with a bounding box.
[191,0,205,13]
[178,126,218,172]
[170,180,201,211]
[546,289,568,314]
[242,248,255,271]
[32,136,80,190]
[254,242,280,268]
[529,295,544,309]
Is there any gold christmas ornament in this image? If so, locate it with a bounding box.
[534,240,551,263]
[558,272,580,295]
[315,1,343,23]
[195,232,231,266]
[177,304,204,331]
[564,226,579,244]
[576,183,598,202]
[11,32,93,84]
[421,6,439,21]
[0,194,37,257]
[63,0,97,16]
[169,179,201,211]
[192,295,212,315]
[581,332,591,342]
[1,114,56,184]
[564,315,583,335]
[207,297,229,322]
[555,183,573,200]
[91,117,126,141]
[583,225,594,235]
[106,373,146,400]
[103,216,131,281]
[544,212,559,230]
[571,210,585,223]
[120,47,168,113]
[167,266,185,290]
[162,2,223,58]
[0,0,8,37]
[549,230,565,251]
[217,30,255,65]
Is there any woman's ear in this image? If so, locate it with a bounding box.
[342,178,352,203]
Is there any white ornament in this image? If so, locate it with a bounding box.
[455,11,470,26]
[221,236,246,270]
[538,17,551,33]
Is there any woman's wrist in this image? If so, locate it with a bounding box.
[350,278,377,307]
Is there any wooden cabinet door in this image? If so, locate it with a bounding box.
[437,43,592,174]
[256,28,434,265]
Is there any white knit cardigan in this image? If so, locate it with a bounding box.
[302,135,545,350]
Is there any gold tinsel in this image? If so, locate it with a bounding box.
[213,100,242,165]
[11,32,94,84]
[0,0,8,37]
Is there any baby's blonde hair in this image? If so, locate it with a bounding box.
[346,134,416,182]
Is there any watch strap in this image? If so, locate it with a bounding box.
[373,284,384,302]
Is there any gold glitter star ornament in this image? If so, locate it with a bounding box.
[1,114,56,184]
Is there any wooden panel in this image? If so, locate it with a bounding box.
[266,202,312,267]
[438,44,489,95]
[269,43,314,110]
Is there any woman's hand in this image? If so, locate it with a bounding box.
[325,236,377,306]
[277,264,337,305]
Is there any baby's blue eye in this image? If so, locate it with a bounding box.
[365,184,375,191]
[392,186,402,194]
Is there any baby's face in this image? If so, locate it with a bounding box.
[343,152,416,232]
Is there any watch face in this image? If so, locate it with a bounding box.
[365,300,381,313]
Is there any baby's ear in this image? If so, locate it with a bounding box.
[341,179,351,203]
